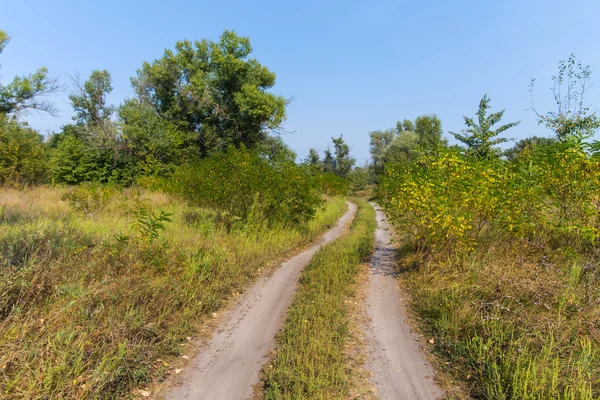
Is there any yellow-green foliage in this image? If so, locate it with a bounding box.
[380,142,600,398]
[381,142,600,255]
[263,199,375,399]
[0,187,347,399]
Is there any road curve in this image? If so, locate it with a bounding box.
[165,202,357,400]
[364,203,443,400]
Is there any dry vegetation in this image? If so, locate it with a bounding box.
[0,186,347,399]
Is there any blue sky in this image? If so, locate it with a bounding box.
[2,0,600,164]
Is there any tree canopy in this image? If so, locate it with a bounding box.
[130,30,287,155]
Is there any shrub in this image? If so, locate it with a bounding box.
[381,142,600,256]
[314,171,349,197]
[61,183,117,214]
[0,116,48,186]
[165,146,324,227]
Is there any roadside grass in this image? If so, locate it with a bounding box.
[0,186,347,399]
[395,237,600,399]
[262,199,376,400]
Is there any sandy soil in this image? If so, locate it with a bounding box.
[164,202,357,400]
[364,203,443,400]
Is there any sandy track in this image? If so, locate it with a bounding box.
[364,203,443,400]
[165,202,357,400]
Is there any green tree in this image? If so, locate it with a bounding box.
[0,116,48,185]
[68,70,122,151]
[119,99,197,176]
[397,119,415,133]
[323,148,335,173]
[70,70,115,127]
[348,165,370,193]
[332,135,355,178]
[415,114,446,153]
[384,131,420,165]
[0,29,60,115]
[50,70,134,184]
[50,134,96,184]
[305,148,321,166]
[450,94,520,158]
[369,129,396,173]
[131,30,287,155]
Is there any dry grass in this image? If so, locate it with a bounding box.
[0,186,348,399]
[396,238,600,399]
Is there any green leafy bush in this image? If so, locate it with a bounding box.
[0,116,48,186]
[61,183,117,214]
[166,146,324,227]
[314,172,349,196]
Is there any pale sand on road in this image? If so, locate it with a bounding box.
[165,202,357,400]
[364,203,443,400]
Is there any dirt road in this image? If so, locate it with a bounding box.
[165,202,357,400]
[364,203,443,400]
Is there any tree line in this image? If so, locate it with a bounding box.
[1,30,302,186]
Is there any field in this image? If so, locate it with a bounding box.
[0,186,347,399]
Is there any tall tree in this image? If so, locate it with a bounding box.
[369,128,396,171]
[68,70,121,152]
[384,131,420,165]
[415,114,445,153]
[0,29,60,115]
[397,119,415,133]
[322,148,335,173]
[131,30,287,155]
[450,95,520,158]
[70,70,115,127]
[332,135,355,178]
[305,148,321,166]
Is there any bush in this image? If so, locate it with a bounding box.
[381,142,600,255]
[0,116,48,186]
[61,183,118,214]
[165,146,324,227]
[314,172,349,197]
[50,131,137,185]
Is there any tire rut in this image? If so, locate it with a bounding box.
[363,203,443,400]
[165,202,357,400]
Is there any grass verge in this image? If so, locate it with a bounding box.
[0,187,347,399]
[261,198,376,399]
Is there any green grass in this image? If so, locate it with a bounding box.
[392,233,600,399]
[0,186,347,399]
[262,198,376,400]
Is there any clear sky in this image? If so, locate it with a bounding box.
[2,0,600,164]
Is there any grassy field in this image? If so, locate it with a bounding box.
[393,232,600,399]
[0,186,347,399]
[261,199,376,400]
